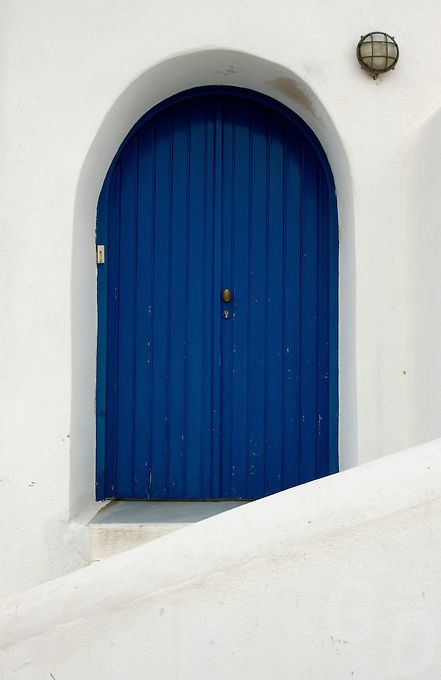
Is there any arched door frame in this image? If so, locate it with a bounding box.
[95,85,339,500]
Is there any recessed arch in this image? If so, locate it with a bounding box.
[96,85,338,500]
[70,50,356,514]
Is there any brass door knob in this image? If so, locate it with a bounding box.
[222,289,232,303]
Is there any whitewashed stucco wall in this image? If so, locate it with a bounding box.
[406,110,441,448]
[1,0,441,596]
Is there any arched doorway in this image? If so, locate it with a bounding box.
[96,86,338,500]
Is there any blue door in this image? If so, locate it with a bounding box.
[96,87,338,500]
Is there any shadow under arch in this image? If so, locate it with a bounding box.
[70,48,357,516]
[406,107,441,448]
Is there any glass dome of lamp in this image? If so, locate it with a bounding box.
[357,32,399,79]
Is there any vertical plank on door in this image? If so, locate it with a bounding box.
[265,112,285,495]
[246,106,268,499]
[184,100,208,498]
[167,108,188,498]
[299,144,319,484]
[200,99,217,498]
[230,99,251,498]
[282,127,302,490]
[103,163,121,498]
[150,112,172,498]
[133,127,155,497]
[116,138,138,497]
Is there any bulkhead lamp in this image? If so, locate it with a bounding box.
[357,32,399,79]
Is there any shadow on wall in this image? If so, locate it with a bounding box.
[69,48,356,517]
[406,107,441,447]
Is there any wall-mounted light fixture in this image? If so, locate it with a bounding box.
[357,32,399,79]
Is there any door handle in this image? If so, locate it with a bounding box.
[222,289,232,303]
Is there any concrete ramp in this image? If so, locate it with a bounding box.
[1,440,441,679]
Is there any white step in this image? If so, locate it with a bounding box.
[88,500,247,560]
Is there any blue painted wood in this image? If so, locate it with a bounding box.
[116,138,138,497]
[133,125,155,497]
[167,108,188,498]
[281,125,302,490]
[230,100,251,497]
[246,105,267,499]
[210,98,223,499]
[96,86,339,500]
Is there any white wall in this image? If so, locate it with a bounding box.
[406,110,441,447]
[2,440,441,679]
[1,0,441,596]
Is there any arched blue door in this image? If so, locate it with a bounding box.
[96,87,338,500]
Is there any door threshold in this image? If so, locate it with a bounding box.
[88,500,247,560]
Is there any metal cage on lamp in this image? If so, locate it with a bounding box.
[357,32,399,79]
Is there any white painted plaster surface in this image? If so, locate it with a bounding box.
[406,109,441,447]
[1,0,441,596]
[1,440,441,679]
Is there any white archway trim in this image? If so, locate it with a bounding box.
[70,48,356,517]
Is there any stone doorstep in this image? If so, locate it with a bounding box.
[88,500,248,560]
